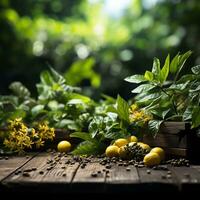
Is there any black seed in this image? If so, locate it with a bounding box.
[126,167,131,171]
[167,174,172,179]
[39,171,44,175]
[22,172,30,177]
[5,157,9,160]
[97,170,101,174]
[105,165,111,169]
[167,171,172,175]
[161,175,166,179]
[184,173,190,178]
[61,166,66,169]
[62,173,66,177]
[32,167,37,171]
[146,170,151,174]
[91,172,97,177]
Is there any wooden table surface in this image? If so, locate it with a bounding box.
[0,152,200,195]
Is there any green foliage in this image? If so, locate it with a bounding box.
[64,58,101,88]
[125,51,200,136]
[1,0,200,99]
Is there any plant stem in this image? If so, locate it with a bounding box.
[159,86,178,115]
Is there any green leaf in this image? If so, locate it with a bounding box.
[116,95,130,123]
[148,120,163,137]
[135,93,160,103]
[183,106,193,121]
[189,85,200,93]
[9,109,26,120]
[178,51,192,70]
[101,94,116,104]
[169,81,190,91]
[160,54,170,83]
[144,71,153,81]
[152,57,160,80]
[70,132,94,142]
[56,119,76,129]
[31,105,45,117]
[192,106,200,128]
[40,70,54,85]
[177,74,195,83]
[174,51,192,81]
[9,82,30,98]
[170,53,180,74]
[161,109,171,119]
[50,67,66,84]
[124,75,147,83]
[68,93,91,103]
[131,84,155,93]
[88,116,108,138]
[71,141,104,155]
[191,65,200,75]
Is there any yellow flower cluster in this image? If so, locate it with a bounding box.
[3,118,55,154]
[129,104,152,124]
[33,122,55,149]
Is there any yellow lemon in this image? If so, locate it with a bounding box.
[118,146,129,159]
[128,135,138,143]
[114,138,128,148]
[137,142,151,151]
[150,147,165,161]
[105,145,119,157]
[57,140,71,153]
[143,152,161,166]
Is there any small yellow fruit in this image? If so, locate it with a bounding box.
[57,140,71,153]
[105,145,119,157]
[114,138,128,148]
[143,152,161,166]
[118,146,129,159]
[150,147,165,161]
[128,135,138,143]
[137,142,151,151]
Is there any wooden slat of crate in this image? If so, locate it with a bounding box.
[143,133,187,149]
[0,155,35,182]
[106,165,140,193]
[137,165,178,192]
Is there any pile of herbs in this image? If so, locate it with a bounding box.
[125,50,200,136]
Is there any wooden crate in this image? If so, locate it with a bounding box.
[142,122,200,163]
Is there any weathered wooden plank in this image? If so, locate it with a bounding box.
[106,165,140,192]
[169,166,200,192]
[0,155,35,182]
[41,155,79,183]
[137,166,178,192]
[2,153,82,193]
[71,162,106,193]
[2,153,54,184]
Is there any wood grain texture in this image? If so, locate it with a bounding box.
[71,162,106,193]
[0,155,35,182]
[137,166,178,192]
[106,165,140,193]
[169,166,200,192]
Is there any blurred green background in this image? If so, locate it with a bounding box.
[1,0,200,100]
